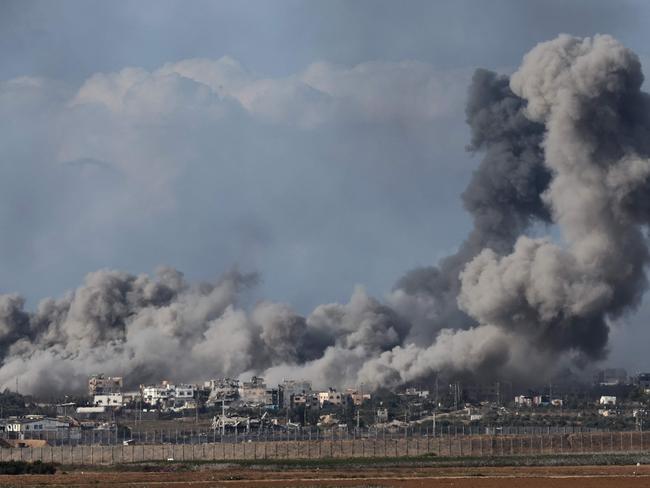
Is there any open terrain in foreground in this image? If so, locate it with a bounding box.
[1,465,650,487]
[2,455,650,487]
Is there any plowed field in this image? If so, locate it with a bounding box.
[1,465,650,487]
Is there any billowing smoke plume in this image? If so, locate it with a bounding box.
[460,34,650,359]
[390,68,550,343]
[3,34,650,395]
[361,34,650,388]
[0,268,408,395]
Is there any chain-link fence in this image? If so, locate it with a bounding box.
[1,428,649,464]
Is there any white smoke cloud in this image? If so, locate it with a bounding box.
[71,57,467,129]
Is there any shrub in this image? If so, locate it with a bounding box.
[0,460,57,475]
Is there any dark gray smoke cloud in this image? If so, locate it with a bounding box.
[363,34,650,388]
[3,34,650,395]
[460,34,650,360]
[390,68,550,342]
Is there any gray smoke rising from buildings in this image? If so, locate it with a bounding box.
[0,268,409,395]
[2,34,650,395]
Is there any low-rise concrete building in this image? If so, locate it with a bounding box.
[206,378,240,405]
[239,377,277,406]
[318,388,344,407]
[4,416,79,440]
[515,395,534,407]
[280,379,312,408]
[88,374,123,396]
[93,393,123,408]
[599,395,617,406]
[345,389,371,406]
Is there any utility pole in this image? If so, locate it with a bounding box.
[435,375,439,408]
[221,398,226,437]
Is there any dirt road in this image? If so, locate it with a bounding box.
[1,465,650,487]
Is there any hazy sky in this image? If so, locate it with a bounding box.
[2,0,650,371]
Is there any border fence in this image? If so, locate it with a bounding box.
[0,424,623,446]
[1,427,649,464]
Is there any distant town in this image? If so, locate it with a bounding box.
[0,368,649,445]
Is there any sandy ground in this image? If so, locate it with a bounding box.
[1,465,650,487]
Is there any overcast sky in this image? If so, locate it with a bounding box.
[2,0,650,372]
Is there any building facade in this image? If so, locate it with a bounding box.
[88,374,123,396]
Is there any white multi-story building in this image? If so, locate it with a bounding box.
[175,385,195,400]
[142,385,171,405]
[141,381,195,409]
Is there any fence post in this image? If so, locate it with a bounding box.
[620,431,623,452]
